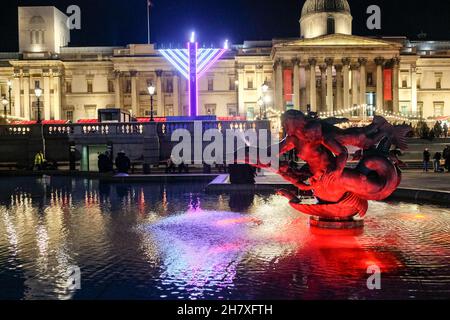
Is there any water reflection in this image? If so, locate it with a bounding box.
[0,177,449,300]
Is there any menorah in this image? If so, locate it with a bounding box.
[159,32,228,117]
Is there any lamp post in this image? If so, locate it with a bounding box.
[2,97,8,122]
[147,83,156,122]
[261,81,269,120]
[7,80,12,115]
[34,87,42,123]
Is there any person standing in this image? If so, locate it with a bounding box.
[444,146,450,173]
[115,151,131,174]
[34,151,46,171]
[443,122,449,138]
[423,148,431,172]
[433,152,442,172]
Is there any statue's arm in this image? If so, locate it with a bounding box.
[322,137,348,173]
[279,136,297,156]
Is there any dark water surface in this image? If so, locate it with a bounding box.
[0,176,449,300]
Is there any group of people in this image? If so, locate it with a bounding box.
[423,146,450,173]
[98,151,131,174]
[165,157,189,174]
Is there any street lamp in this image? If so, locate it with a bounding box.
[261,81,269,120]
[7,80,12,115]
[34,87,43,123]
[147,83,156,122]
[2,96,8,121]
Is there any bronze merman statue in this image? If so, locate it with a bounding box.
[266,110,411,222]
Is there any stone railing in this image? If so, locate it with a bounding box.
[157,120,270,137]
[0,125,32,136]
[0,120,271,139]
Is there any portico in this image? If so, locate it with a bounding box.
[270,34,403,117]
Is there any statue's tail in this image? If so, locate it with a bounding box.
[389,125,412,151]
[373,116,412,151]
[354,155,401,201]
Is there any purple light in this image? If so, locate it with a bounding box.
[159,35,228,117]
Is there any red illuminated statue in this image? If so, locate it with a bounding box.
[271,110,411,221]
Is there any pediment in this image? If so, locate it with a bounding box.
[277,34,402,49]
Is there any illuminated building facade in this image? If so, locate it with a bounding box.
[1,1,450,123]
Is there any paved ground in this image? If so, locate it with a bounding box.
[254,170,450,192]
[399,171,450,192]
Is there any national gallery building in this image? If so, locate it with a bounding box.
[1,0,450,123]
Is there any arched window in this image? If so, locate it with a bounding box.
[327,16,335,35]
[29,16,46,46]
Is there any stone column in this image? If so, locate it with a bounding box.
[274,59,284,110]
[173,73,181,116]
[23,76,30,120]
[308,58,317,112]
[237,66,245,116]
[411,63,418,114]
[114,71,122,109]
[53,73,61,120]
[292,58,300,109]
[335,64,343,110]
[358,58,367,107]
[130,71,139,117]
[392,57,400,113]
[156,70,164,117]
[342,58,351,109]
[43,75,51,120]
[305,64,311,110]
[13,76,21,118]
[375,57,385,111]
[319,64,327,112]
[351,64,359,107]
[325,58,334,112]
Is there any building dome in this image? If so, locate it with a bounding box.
[301,0,351,18]
[300,0,352,39]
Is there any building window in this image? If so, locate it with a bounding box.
[367,73,373,86]
[401,106,409,115]
[229,78,236,91]
[246,105,255,120]
[108,80,115,93]
[87,80,93,93]
[204,104,216,115]
[247,76,254,89]
[29,16,46,46]
[436,77,442,89]
[207,78,214,91]
[35,80,41,89]
[166,105,174,116]
[126,80,131,93]
[166,78,173,93]
[327,16,335,35]
[66,111,74,122]
[65,81,72,93]
[433,102,444,117]
[402,78,408,88]
[227,104,238,117]
[417,102,424,117]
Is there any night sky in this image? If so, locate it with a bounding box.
[1,0,450,52]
